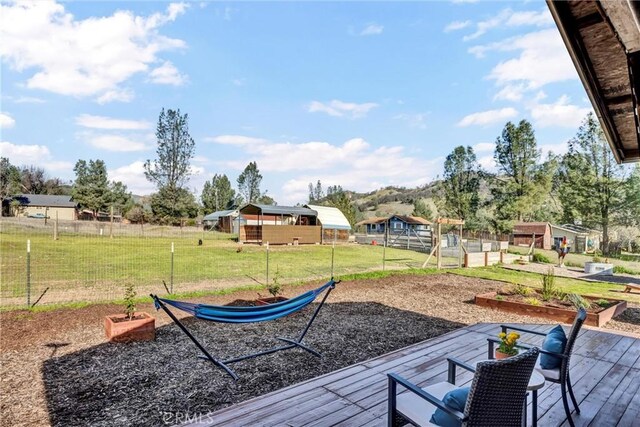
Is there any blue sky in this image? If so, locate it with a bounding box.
[0,0,592,205]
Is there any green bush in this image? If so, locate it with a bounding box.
[594,299,612,308]
[541,267,559,301]
[124,283,136,320]
[524,297,542,306]
[495,295,505,301]
[532,253,552,264]
[613,265,640,275]
[514,284,534,297]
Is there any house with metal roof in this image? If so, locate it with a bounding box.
[6,194,78,220]
[203,209,239,233]
[305,204,351,243]
[550,223,601,254]
[238,204,320,244]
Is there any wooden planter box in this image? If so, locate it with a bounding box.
[105,312,155,342]
[475,292,627,327]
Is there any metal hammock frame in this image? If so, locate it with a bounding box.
[151,279,337,380]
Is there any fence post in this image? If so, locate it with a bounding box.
[331,242,335,278]
[26,239,31,307]
[266,242,270,285]
[382,239,386,271]
[53,211,58,240]
[170,242,174,294]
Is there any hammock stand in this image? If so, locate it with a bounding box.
[151,279,337,380]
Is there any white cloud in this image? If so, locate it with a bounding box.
[307,100,378,119]
[457,108,518,127]
[0,113,16,129]
[0,1,188,102]
[529,95,592,128]
[149,61,187,86]
[477,155,497,171]
[472,142,495,153]
[231,78,246,87]
[0,141,73,172]
[75,114,151,130]
[493,84,527,102]
[393,113,428,129]
[463,8,553,41]
[108,161,156,195]
[86,135,149,152]
[538,142,569,157]
[206,135,269,145]
[4,95,46,104]
[359,23,384,36]
[471,30,576,89]
[444,20,471,32]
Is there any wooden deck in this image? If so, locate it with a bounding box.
[185,323,640,427]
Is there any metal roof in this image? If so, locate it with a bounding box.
[305,205,351,230]
[203,209,237,221]
[513,222,551,235]
[12,194,76,208]
[239,204,318,217]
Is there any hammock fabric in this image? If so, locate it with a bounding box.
[154,279,334,323]
[151,279,337,380]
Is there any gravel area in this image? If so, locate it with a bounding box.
[1,273,638,427]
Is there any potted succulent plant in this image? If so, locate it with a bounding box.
[495,331,520,359]
[104,283,155,342]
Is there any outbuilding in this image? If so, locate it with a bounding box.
[512,222,552,250]
[203,209,239,233]
[305,204,351,243]
[550,224,601,254]
[238,204,320,244]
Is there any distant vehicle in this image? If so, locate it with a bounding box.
[27,213,49,219]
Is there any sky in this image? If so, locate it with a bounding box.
[0,0,593,205]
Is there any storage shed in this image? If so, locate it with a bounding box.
[238,204,320,244]
[305,204,351,243]
[203,209,239,233]
[512,222,552,250]
[550,224,601,254]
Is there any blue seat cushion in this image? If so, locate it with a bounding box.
[430,387,469,427]
[540,325,567,369]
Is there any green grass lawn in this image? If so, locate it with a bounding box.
[1,230,439,306]
[449,265,640,304]
[508,245,640,274]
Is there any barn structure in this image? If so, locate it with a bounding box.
[238,204,320,245]
[512,222,553,250]
[203,209,239,233]
[305,204,351,243]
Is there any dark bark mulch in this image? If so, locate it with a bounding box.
[41,301,463,427]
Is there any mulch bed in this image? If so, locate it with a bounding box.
[1,273,638,427]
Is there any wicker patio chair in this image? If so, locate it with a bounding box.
[387,347,539,427]
[487,308,587,427]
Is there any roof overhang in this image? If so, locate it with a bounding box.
[547,0,640,163]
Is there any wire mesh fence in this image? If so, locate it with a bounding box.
[1,218,433,309]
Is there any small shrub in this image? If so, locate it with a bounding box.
[514,284,534,297]
[592,254,602,263]
[124,283,136,320]
[565,293,591,310]
[594,299,612,308]
[541,267,558,301]
[267,268,283,298]
[495,295,505,301]
[524,297,542,306]
[532,253,551,264]
[613,265,640,275]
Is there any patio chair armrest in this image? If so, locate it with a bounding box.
[387,373,467,422]
[446,357,475,384]
[500,324,548,336]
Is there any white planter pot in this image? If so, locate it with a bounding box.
[584,262,614,275]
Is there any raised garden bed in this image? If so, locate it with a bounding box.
[475,292,627,327]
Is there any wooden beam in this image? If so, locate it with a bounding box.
[435,217,465,225]
[575,11,604,30]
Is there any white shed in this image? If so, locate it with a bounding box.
[305,204,351,243]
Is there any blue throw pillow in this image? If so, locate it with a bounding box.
[540,325,567,369]
[430,387,469,427]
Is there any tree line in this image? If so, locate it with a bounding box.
[434,113,640,254]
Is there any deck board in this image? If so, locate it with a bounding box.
[182,323,640,427]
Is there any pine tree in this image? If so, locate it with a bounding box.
[237,162,263,204]
[202,174,236,212]
[72,159,111,217]
[144,108,197,219]
[412,199,432,220]
[0,157,21,203]
[558,113,627,254]
[437,145,480,225]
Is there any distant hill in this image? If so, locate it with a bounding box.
[338,183,440,219]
